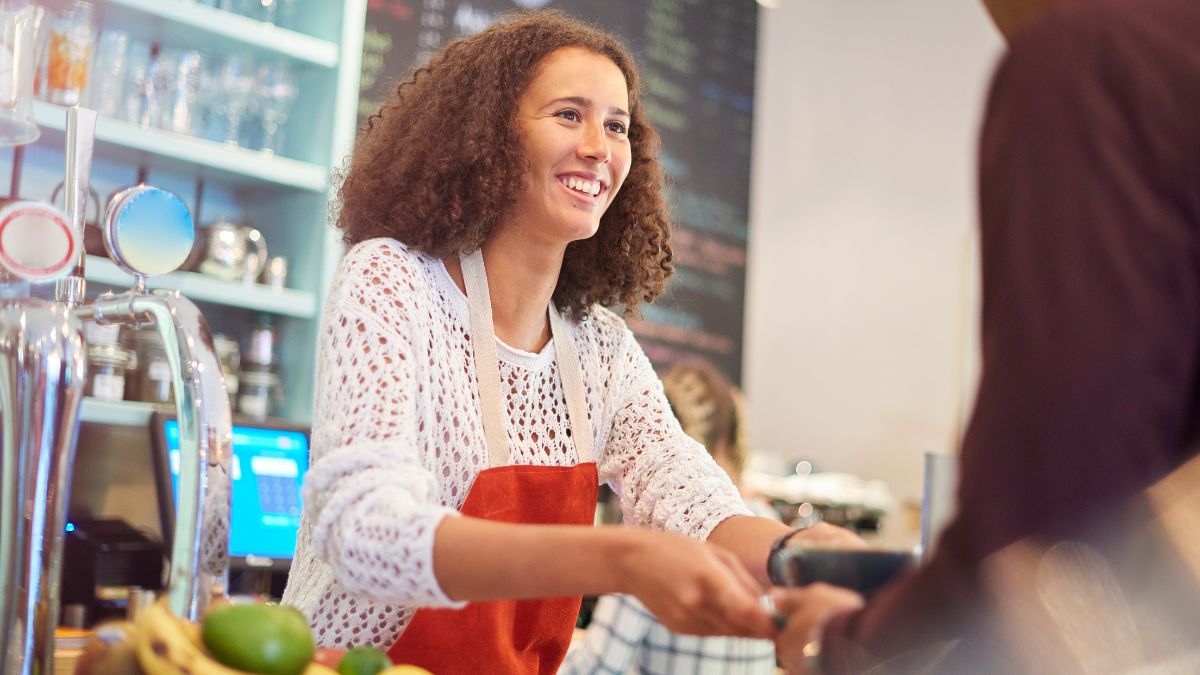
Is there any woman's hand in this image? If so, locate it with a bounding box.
[771,584,864,674]
[613,530,777,639]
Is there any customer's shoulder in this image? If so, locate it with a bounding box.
[1011,0,1197,63]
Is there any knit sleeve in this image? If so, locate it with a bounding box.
[597,323,751,540]
[302,242,464,608]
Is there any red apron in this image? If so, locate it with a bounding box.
[387,249,598,674]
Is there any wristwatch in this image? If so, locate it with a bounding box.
[767,527,806,585]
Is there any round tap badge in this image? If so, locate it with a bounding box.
[104,185,194,278]
[0,201,76,282]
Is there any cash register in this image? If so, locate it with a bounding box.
[152,412,310,593]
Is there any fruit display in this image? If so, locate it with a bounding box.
[72,601,432,675]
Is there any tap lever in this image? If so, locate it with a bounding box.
[56,106,98,306]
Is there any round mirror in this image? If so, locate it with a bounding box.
[0,201,76,281]
[103,186,194,278]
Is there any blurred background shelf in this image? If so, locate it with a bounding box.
[17,0,366,424]
[80,397,163,426]
[100,0,339,68]
[85,256,318,318]
[34,102,330,193]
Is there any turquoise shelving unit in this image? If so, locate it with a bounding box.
[21,0,367,426]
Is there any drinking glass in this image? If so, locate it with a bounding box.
[255,60,296,155]
[119,39,152,125]
[159,48,203,134]
[0,2,44,145]
[84,29,129,118]
[215,53,256,145]
[45,0,95,106]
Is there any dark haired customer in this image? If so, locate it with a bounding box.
[281,11,856,674]
[771,0,1200,672]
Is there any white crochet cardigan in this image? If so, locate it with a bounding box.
[280,238,749,648]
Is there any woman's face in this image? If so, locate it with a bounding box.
[507,47,632,246]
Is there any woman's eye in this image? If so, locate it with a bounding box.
[606,120,628,135]
[555,109,581,122]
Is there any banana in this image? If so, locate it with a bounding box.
[134,601,250,675]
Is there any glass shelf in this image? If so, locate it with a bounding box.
[102,0,339,68]
[85,255,319,319]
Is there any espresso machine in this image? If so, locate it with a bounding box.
[0,100,234,675]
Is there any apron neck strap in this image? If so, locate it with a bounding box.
[461,249,593,468]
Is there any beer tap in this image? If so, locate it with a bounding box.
[74,183,234,621]
[0,106,233,675]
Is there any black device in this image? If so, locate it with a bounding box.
[149,412,311,573]
[771,548,917,597]
[61,518,164,623]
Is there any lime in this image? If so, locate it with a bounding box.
[336,646,393,675]
[201,603,315,675]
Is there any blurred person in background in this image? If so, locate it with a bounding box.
[770,0,1200,672]
[561,362,777,675]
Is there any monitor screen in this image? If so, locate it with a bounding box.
[157,417,309,566]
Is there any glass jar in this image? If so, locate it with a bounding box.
[87,343,132,401]
[237,368,279,419]
[213,333,241,398]
[131,329,172,404]
[84,320,120,347]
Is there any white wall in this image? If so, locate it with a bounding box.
[744,0,1003,505]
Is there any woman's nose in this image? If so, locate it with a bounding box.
[577,123,611,163]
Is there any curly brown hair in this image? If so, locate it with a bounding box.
[334,10,673,317]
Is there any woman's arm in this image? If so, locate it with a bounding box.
[432,516,775,638]
[303,253,462,607]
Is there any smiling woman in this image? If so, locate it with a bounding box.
[281,10,858,675]
[333,10,671,317]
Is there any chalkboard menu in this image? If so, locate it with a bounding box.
[359,0,758,384]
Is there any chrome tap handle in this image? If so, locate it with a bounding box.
[79,291,232,619]
[82,185,231,620]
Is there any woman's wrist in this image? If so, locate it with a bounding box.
[595,525,651,594]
